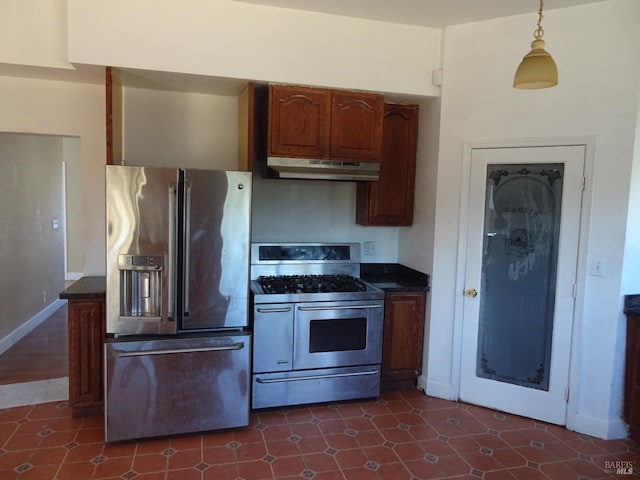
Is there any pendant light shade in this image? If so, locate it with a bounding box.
[513,0,558,89]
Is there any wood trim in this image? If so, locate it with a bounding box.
[105,67,113,165]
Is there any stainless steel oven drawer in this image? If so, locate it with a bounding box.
[105,333,251,442]
[252,365,381,409]
[253,303,294,373]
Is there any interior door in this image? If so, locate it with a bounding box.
[459,145,585,425]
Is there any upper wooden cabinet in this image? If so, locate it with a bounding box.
[268,85,330,159]
[268,84,383,162]
[329,91,384,160]
[356,103,419,226]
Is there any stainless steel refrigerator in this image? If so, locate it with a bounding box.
[104,165,252,442]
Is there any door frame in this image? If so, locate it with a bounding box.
[451,136,596,430]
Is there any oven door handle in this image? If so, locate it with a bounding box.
[255,369,379,384]
[297,304,382,311]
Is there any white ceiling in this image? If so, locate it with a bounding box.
[233,0,607,28]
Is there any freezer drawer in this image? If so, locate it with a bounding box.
[105,333,250,442]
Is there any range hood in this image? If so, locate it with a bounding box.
[267,157,380,182]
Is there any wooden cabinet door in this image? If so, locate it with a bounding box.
[330,92,383,160]
[268,85,331,158]
[68,299,105,415]
[625,314,640,441]
[382,292,425,388]
[356,103,418,226]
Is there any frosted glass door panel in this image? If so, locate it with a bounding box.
[477,164,564,391]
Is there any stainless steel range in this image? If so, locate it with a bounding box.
[250,243,384,409]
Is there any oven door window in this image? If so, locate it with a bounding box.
[294,301,383,370]
[309,318,367,352]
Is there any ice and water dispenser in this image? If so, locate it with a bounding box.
[118,254,163,320]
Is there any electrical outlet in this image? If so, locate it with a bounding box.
[42,290,47,303]
[363,241,376,255]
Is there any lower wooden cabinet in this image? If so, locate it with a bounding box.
[381,291,426,389]
[67,299,105,416]
[625,311,640,441]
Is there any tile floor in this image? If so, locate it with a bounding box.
[1,388,639,480]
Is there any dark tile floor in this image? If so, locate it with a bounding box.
[1,389,639,480]
[1,308,639,478]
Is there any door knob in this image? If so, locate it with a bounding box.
[464,288,478,298]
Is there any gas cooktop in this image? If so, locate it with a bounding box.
[250,242,384,303]
[258,274,368,295]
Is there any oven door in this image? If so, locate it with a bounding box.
[293,300,383,370]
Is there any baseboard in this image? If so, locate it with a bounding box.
[65,272,84,281]
[0,377,68,409]
[0,299,66,355]
[570,412,629,440]
[416,375,427,392]
[425,378,455,401]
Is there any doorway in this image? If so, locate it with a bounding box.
[459,145,585,425]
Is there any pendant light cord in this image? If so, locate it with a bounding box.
[535,0,545,40]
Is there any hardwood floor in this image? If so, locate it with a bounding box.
[0,305,68,385]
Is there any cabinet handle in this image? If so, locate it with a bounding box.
[168,184,176,320]
[256,307,292,313]
[183,183,192,316]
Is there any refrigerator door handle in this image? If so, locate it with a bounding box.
[111,342,245,358]
[183,181,192,316]
[168,183,177,321]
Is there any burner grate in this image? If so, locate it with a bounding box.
[259,274,368,295]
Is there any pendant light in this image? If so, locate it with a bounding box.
[513,0,558,89]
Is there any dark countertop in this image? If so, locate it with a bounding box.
[361,263,430,293]
[625,295,640,316]
[59,276,106,300]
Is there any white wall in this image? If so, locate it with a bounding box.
[252,177,399,262]
[121,86,401,257]
[0,133,65,340]
[0,75,106,275]
[2,0,438,277]
[621,93,640,296]
[398,96,442,379]
[0,0,70,69]
[66,0,441,98]
[409,0,640,439]
[122,87,240,170]
[62,137,83,277]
